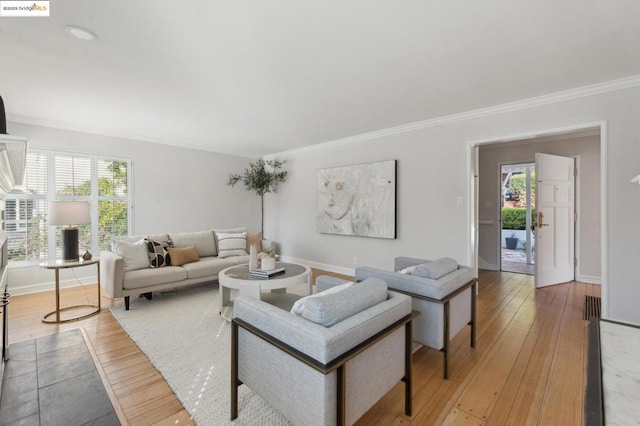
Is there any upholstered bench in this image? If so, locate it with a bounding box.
[353,257,477,379]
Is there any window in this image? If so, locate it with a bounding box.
[5,149,131,263]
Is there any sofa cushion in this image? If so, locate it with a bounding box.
[122,266,188,290]
[113,238,150,271]
[180,256,237,279]
[413,258,459,280]
[216,232,248,258]
[246,232,262,253]
[169,231,216,257]
[167,245,200,266]
[295,277,388,327]
[145,238,173,268]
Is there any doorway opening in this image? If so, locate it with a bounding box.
[500,163,535,275]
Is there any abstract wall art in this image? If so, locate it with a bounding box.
[316,160,396,239]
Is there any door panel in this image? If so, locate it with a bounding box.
[535,153,575,287]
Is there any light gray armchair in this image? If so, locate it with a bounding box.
[355,257,476,379]
[231,277,416,426]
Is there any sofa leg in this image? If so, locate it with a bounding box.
[142,292,153,301]
[125,296,130,310]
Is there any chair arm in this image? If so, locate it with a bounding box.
[315,275,351,293]
[99,250,125,298]
[356,266,474,301]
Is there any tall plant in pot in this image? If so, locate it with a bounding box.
[227,158,287,237]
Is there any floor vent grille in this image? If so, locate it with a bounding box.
[583,295,601,321]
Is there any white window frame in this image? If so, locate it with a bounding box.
[6,148,133,266]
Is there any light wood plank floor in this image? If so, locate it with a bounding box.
[5,269,597,425]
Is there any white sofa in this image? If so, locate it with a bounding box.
[100,227,269,310]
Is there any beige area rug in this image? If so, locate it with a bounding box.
[111,285,306,425]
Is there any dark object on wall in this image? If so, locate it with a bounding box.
[0,96,6,134]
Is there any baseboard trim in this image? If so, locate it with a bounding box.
[8,278,98,296]
[478,259,499,271]
[577,275,601,285]
[280,256,355,277]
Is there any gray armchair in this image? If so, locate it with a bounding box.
[355,257,476,379]
[231,277,416,425]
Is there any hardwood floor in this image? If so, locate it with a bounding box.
[5,269,597,425]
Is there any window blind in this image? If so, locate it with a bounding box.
[6,150,131,263]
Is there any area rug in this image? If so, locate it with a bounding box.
[110,286,294,425]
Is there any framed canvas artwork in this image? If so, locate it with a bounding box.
[316,160,396,239]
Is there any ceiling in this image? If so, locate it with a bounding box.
[1,1,640,157]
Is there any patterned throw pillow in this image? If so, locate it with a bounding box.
[145,238,173,268]
[216,232,248,258]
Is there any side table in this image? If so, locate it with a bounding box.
[39,258,101,323]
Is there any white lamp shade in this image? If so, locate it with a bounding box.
[48,201,91,226]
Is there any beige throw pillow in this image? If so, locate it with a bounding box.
[167,245,200,266]
[246,232,262,253]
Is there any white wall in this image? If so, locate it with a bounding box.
[7,122,260,294]
[268,84,640,325]
[477,134,601,283]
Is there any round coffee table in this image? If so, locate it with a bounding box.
[218,262,311,318]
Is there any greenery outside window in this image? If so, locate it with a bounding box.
[5,149,131,264]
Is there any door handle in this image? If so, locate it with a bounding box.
[538,212,549,228]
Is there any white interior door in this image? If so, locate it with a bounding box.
[534,153,575,287]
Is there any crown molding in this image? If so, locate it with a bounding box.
[278,73,640,156]
[7,74,640,158]
[5,114,255,158]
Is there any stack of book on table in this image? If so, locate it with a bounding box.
[250,266,286,278]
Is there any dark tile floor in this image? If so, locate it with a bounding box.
[0,329,119,426]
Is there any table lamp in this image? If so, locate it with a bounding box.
[48,201,91,261]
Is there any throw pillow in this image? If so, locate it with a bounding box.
[216,232,248,258]
[413,258,459,280]
[291,281,354,316]
[167,245,200,266]
[246,232,262,253]
[399,265,417,274]
[145,238,173,268]
[113,238,150,271]
[294,278,388,327]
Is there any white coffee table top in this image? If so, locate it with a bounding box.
[218,262,311,320]
[220,262,309,291]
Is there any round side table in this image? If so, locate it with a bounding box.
[39,258,101,323]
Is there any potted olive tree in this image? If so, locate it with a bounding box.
[227,158,287,237]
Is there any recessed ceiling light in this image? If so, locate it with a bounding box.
[64,26,98,42]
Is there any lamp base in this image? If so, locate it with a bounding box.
[61,228,79,262]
